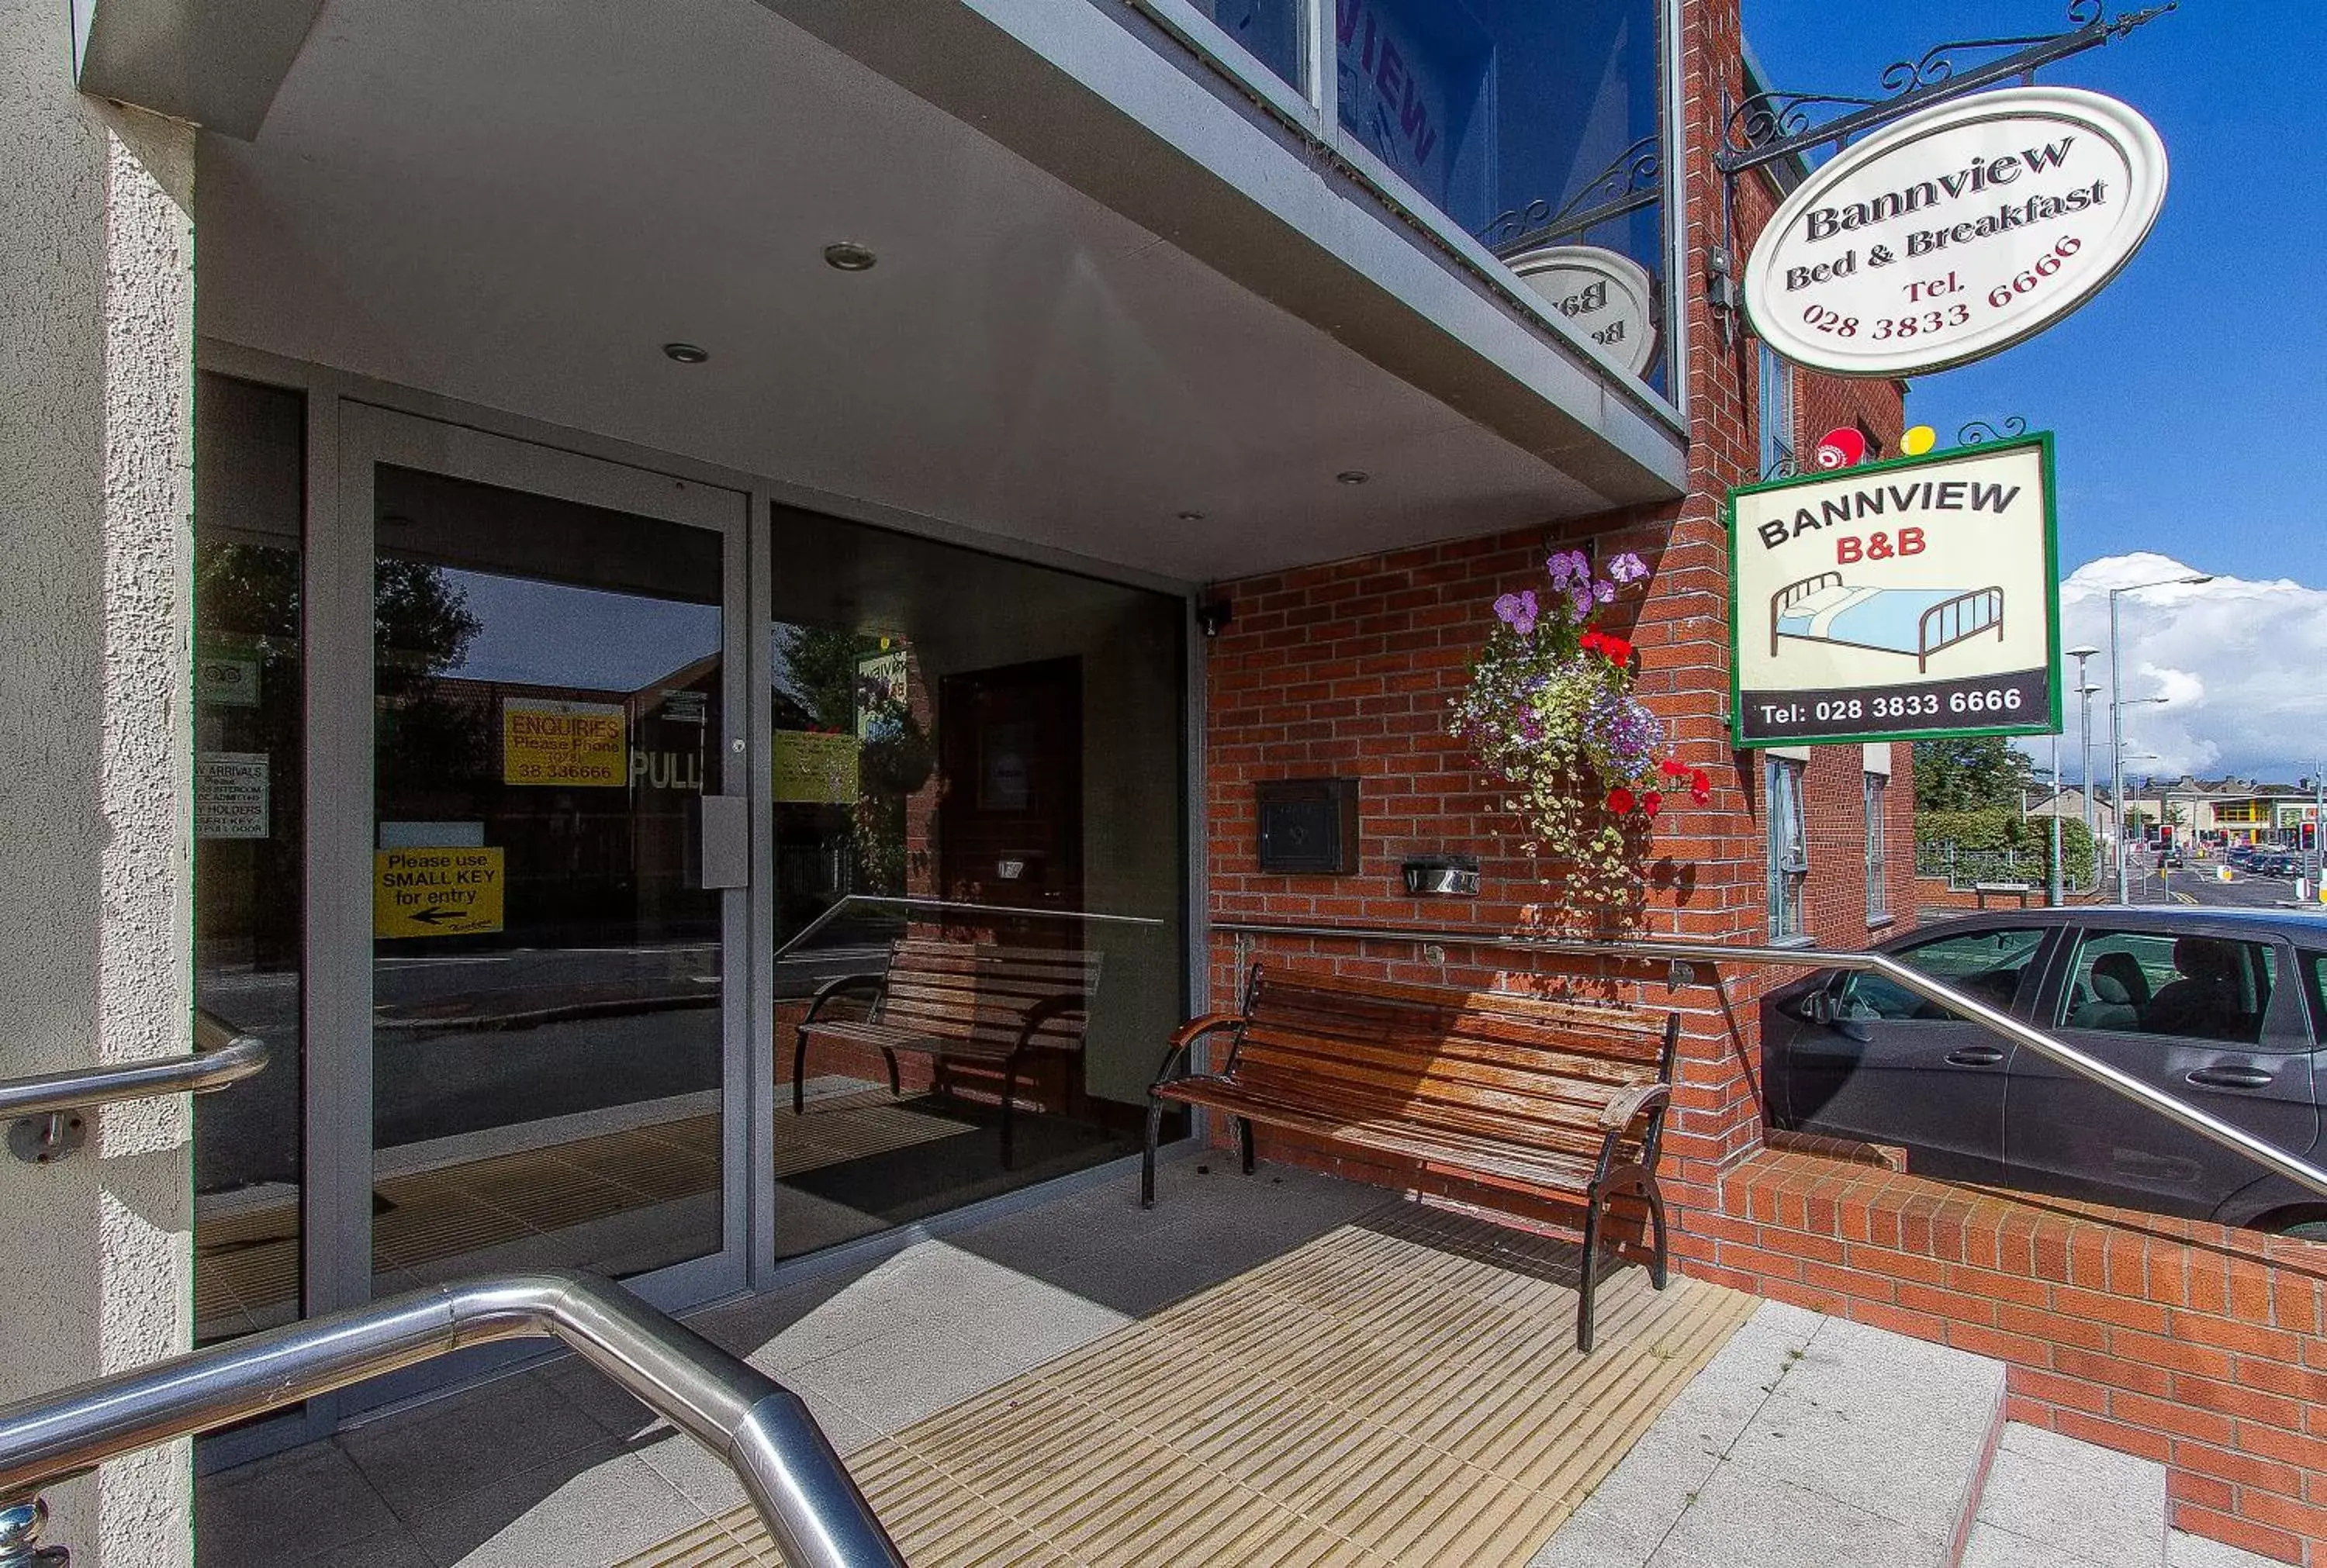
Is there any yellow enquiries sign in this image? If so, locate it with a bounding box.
[375,847,505,938]
[503,699,626,786]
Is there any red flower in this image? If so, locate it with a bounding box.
[1605,786,1635,815]
[1689,768,1712,804]
[1578,629,1605,654]
[1660,758,1687,779]
[1642,790,1663,817]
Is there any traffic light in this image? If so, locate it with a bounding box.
[2304,822,2317,853]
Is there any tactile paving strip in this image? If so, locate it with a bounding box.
[627,1205,1755,1567]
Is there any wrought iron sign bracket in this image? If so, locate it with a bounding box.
[1478,134,1662,259]
[1716,0,2177,181]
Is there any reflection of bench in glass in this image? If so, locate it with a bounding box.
[1143,964,1681,1352]
[791,937,1101,1168]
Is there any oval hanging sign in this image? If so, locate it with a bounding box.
[1744,86,2166,378]
[1508,244,1660,378]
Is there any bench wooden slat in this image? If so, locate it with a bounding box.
[790,936,1103,1167]
[1142,961,1680,1353]
[1157,1079,1608,1190]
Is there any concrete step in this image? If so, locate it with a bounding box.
[1965,1421,2284,1568]
[1532,1300,2007,1568]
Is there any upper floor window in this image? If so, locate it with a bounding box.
[1758,343,1796,478]
[1134,0,1676,392]
[1865,772,1890,923]
[1189,1,1303,90]
[1768,755,1807,941]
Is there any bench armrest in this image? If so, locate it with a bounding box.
[1598,1082,1669,1132]
[800,971,887,1025]
[1015,990,1091,1051]
[1150,1014,1244,1090]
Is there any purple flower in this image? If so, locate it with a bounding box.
[1492,589,1540,636]
[1608,551,1647,584]
[1566,584,1595,618]
[1582,692,1667,776]
[1547,549,1589,587]
[1593,580,1616,604]
[1520,713,1542,740]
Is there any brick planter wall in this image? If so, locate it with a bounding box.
[1689,1149,2327,1565]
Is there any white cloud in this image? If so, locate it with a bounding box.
[2024,554,2327,785]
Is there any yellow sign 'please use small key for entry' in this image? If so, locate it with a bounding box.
[374,847,505,938]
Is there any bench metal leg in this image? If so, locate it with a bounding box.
[791,1031,810,1116]
[1576,1196,1604,1354]
[1141,1098,1166,1208]
[1000,1055,1025,1171]
[1236,1117,1254,1176]
[880,1048,901,1099]
[1643,1178,1670,1291]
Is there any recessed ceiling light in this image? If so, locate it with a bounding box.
[823,242,879,272]
[662,342,709,364]
[1176,509,1206,522]
[1336,469,1371,485]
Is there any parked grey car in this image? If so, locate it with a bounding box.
[1762,908,2327,1235]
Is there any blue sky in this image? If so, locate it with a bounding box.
[1745,1,2327,779]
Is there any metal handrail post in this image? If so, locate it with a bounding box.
[1208,920,2327,1204]
[0,1272,903,1568]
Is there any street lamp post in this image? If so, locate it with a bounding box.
[2067,644,2100,839]
[2049,734,2065,906]
[2111,575,2212,902]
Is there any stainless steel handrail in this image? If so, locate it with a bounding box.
[1211,918,2327,1204]
[0,1036,268,1122]
[2,1012,270,1166]
[775,893,1166,962]
[0,1270,903,1568]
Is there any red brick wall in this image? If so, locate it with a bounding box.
[1198,0,1910,1220]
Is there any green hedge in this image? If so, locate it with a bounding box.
[1917,806,2097,884]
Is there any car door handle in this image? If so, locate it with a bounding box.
[1945,1047,2006,1067]
[2187,1066,2274,1090]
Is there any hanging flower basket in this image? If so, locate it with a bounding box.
[1449,548,1707,896]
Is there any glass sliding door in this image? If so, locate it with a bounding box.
[769,506,1188,1258]
[337,408,749,1314]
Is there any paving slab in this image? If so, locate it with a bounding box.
[1531,1300,2006,1568]
[1969,1421,2166,1567]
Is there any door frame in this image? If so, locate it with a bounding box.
[302,402,754,1419]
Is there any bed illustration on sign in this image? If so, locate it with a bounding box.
[1769,572,2004,675]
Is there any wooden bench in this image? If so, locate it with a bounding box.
[794,936,1101,1168]
[1143,963,1681,1351]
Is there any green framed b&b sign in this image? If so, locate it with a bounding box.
[1726,433,2061,748]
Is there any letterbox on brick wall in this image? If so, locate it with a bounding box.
[1256,778,1361,875]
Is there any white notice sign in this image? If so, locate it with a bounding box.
[1727,437,2059,747]
[1744,87,2167,378]
[196,751,271,840]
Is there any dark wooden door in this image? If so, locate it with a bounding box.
[939,658,1083,928]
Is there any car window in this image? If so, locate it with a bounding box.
[1837,927,2046,1022]
[2057,930,2277,1045]
[2301,953,2327,1044]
